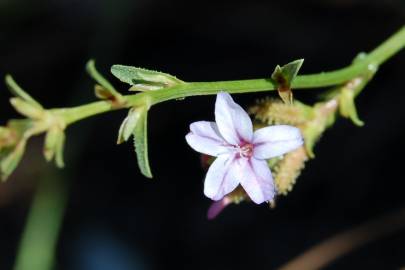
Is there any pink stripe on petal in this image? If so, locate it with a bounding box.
[204,154,240,201]
[239,158,275,204]
[253,125,303,159]
[215,92,253,145]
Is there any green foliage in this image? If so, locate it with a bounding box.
[0,26,404,183]
[1,141,26,181]
[0,120,32,181]
[1,75,67,179]
[10,98,44,119]
[44,127,65,168]
[86,60,124,103]
[117,107,142,144]
[133,107,152,178]
[339,87,364,126]
[111,65,184,91]
[116,95,153,178]
[54,131,65,168]
[271,59,304,104]
[5,75,43,109]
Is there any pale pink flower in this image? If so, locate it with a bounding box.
[186,92,303,204]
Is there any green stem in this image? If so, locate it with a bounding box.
[13,172,68,270]
[60,26,405,125]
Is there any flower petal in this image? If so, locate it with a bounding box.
[239,158,275,204]
[185,121,228,156]
[204,154,240,201]
[253,125,303,159]
[207,197,232,220]
[215,92,253,145]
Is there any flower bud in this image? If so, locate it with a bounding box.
[10,98,44,119]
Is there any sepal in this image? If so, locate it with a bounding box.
[86,60,125,104]
[43,126,66,168]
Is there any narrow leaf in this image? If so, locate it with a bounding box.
[10,98,44,119]
[111,65,184,89]
[44,127,59,161]
[55,131,65,168]
[43,126,65,165]
[271,59,304,104]
[5,75,42,109]
[339,88,364,126]
[1,141,26,181]
[86,60,123,101]
[133,109,152,178]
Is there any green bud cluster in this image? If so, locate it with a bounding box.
[0,76,67,181]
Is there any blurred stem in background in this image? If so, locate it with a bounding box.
[13,171,68,270]
[277,208,405,270]
[9,1,137,269]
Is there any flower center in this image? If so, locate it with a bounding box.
[239,143,253,158]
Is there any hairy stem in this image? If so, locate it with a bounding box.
[56,26,405,125]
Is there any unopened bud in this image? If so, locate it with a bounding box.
[10,98,44,119]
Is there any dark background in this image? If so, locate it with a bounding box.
[0,0,405,269]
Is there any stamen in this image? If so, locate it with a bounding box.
[239,143,253,158]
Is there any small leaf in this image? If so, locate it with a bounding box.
[43,125,66,167]
[117,107,142,144]
[55,131,65,168]
[43,127,59,160]
[10,98,44,119]
[133,108,152,178]
[86,60,124,102]
[94,85,112,99]
[271,59,304,104]
[1,141,26,181]
[5,75,42,109]
[111,65,184,90]
[339,87,364,126]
